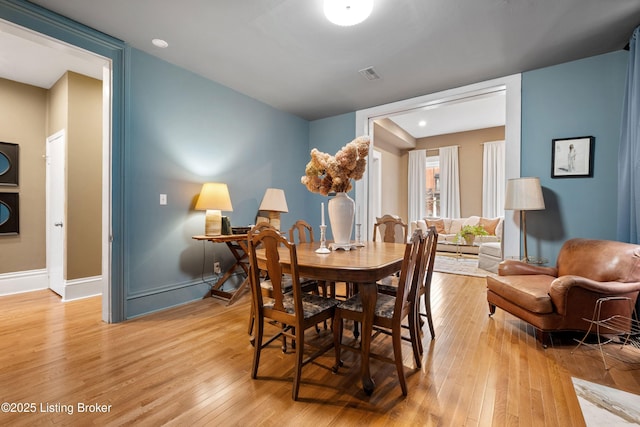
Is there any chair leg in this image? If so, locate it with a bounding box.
[251,315,264,379]
[392,325,408,396]
[409,307,422,368]
[292,326,304,401]
[332,313,344,373]
[423,292,435,340]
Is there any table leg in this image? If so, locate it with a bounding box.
[359,282,377,395]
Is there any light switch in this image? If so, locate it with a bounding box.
[160,194,167,205]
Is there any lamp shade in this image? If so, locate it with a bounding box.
[324,0,373,26]
[259,188,288,212]
[195,183,233,211]
[504,177,545,211]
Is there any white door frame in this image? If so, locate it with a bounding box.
[355,74,521,259]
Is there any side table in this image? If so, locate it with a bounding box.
[192,234,249,305]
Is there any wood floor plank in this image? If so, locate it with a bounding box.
[1,271,639,426]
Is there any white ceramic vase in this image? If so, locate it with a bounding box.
[328,192,355,246]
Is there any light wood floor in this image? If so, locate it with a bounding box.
[1,273,639,426]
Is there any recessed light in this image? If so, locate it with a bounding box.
[152,39,169,48]
[418,120,427,127]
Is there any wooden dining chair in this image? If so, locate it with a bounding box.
[333,230,425,396]
[247,223,318,348]
[378,226,438,350]
[373,214,408,243]
[247,227,339,400]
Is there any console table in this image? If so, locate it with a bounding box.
[192,234,249,305]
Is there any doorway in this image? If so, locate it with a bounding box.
[0,18,113,320]
[355,75,522,259]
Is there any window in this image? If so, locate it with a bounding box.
[425,155,440,217]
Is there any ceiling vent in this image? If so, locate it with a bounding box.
[359,66,381,81]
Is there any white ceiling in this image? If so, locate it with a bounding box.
[2,0,639,129]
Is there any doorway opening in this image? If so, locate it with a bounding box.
[355,75,522,259]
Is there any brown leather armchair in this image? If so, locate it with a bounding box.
[487,238,640,346]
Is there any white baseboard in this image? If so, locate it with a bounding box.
[63,276,102,301]
[0,270,102,301]
[0,269,48,295]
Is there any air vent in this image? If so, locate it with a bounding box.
[359,66,381,81]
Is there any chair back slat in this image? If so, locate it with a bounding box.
[394,230,424,314]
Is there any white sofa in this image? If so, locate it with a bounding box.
[411,216,503,255]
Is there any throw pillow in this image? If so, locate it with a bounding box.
[426,219,445,234]
[480,217,500,235]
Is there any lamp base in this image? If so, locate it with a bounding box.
[204,209,222,236]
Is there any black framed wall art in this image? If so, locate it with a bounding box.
[0,142,19,186]
[0,192,19,235]
[551,136,594,178]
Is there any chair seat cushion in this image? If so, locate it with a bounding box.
[337,293,397,319]
[264,293,339,318]
[486,275,555,314]
[479,242,502,258]
[261,276,318,294]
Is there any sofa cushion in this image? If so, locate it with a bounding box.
[479,242,502,258]
[486,275,555,314]
[480,217,500,235]
[426,218,445,234]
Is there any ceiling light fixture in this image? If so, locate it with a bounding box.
[324,0,373,27]
[418,120,427,127]
[152,38,169,48]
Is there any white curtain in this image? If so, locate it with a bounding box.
[439,146,460,218]
[408,149,426,224]
[482,140,505,218]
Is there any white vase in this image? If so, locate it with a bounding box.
[328,192,355,247]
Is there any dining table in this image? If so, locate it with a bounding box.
[254,240,407,395]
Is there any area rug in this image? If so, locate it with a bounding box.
[433,254,497,278]
[572,377,640,426]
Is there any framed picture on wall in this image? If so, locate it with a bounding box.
[0,192,19,235]
[551,136,594,178]
[0,142,19,186]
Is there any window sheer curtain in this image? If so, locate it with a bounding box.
[618,26,640,244]
[482,140,505,218]
[439,146,460,218]
[408,149,426,223]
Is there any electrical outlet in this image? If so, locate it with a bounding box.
[214,262,221,274]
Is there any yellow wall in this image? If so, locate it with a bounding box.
[416,126,505,217]
[0,73,102,281]
[0,78,47,273]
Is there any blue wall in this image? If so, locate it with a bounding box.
[521,50,628,263]
[124,49,312,317]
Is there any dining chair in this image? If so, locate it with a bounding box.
[373,214,408,243]
[378,226,438,348]
[247,223,319,349]
[247,227,339,400]
[333,229,425,396]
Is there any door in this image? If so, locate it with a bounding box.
[46,130,66,297]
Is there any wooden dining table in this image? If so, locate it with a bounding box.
[254,240,407,395]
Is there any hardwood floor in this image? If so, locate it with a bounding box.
[1,273,639,426]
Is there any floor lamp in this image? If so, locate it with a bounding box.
[504,177,545,263]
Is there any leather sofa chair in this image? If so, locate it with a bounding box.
[486,238,640,346]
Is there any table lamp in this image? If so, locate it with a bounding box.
[195,182,233,236]
[504,177,545,263]
[258,188,288,231]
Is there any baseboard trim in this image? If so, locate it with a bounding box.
[0,270,102,301]
[0,269,48,296]
[63,276,103,301]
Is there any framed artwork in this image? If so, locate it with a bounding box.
[0,142,19,186]
[0,192,19,235]
[551,136,594,178]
